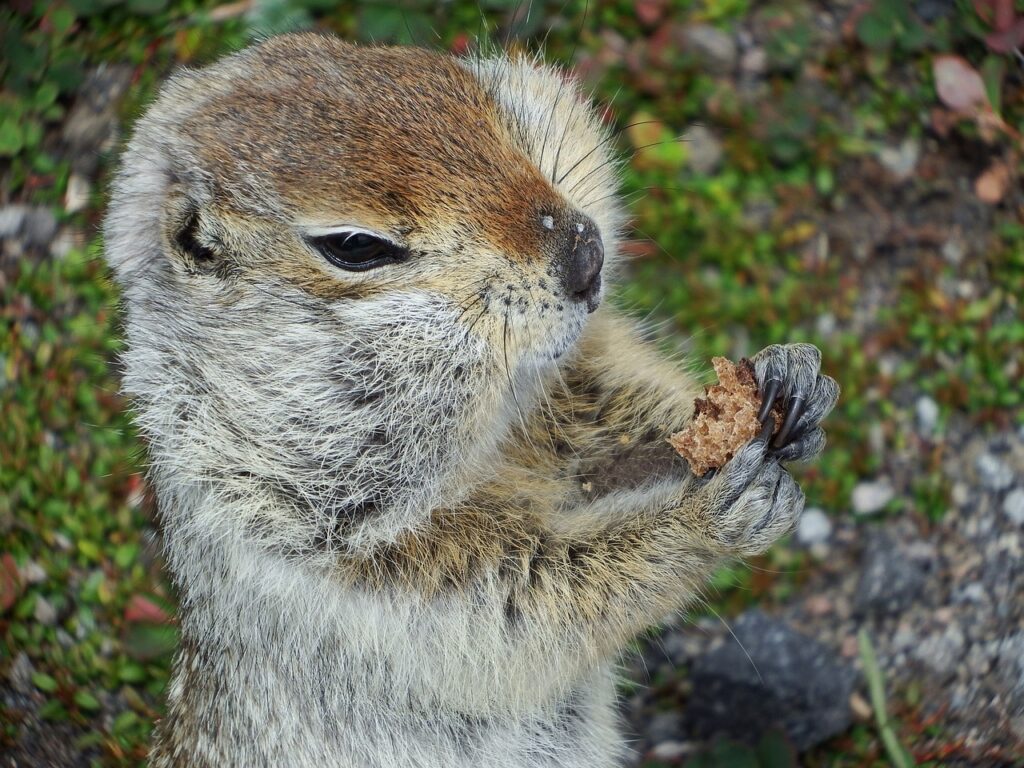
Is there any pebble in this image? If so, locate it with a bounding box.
[876,138,920,181]
[679,24,737,75]
[0,206,27,239]
[915,395,940,436]
[647,711,685,743]
[64,173,91,214]
[851,479,894,515]
[1003,488,1024,525]
[941,237,966,264]
[796,507,832,546]
[975,452,1014,492]
[739,46,767,75]
[915,625,965,677]
[681,124,723,175]
[951,481,970,507]
[7,652,35,693]
[20,560,46,584]
[34,595,57,626]
[650,741,690,760]
[0,205,57,248]
[853,536,926,615]
[915,0,955,23]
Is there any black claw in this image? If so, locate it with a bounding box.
[758,379,782,423]
[758,413,775,445]
[773,396,805,447]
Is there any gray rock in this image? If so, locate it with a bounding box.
[7,652,35,694]
[33,596,57,626]
[24,208,58,248]
[681,124,723,175]
[915,0,954,23]
[739,46,767,75]
[915,625,965,677]
[1003,488,1024,526]
[796,507,832,546]
[62,64,133,175]
[941,237,966,265]
[975,452,1014,492]
[851,479,894,515]
[0,206,27,239]
[19,560,46,585]
[685,610,857,750]
[0,205,57,248]
[854,535,927,615]
[997,633,1024,712]
[647,711,685,744]
[876,138,920,182]
[64,173,91,214]
[679,24,737,75]
[915,395,940,436]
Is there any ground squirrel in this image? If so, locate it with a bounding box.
[104,32,839,768]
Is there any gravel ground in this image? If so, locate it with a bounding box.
[622,422,1024,766]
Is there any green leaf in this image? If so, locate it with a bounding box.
[74,689,100,710]
[32,672,59,692]
[123,623,178,662]
[111,709,140,735]
[857,13,896,50]
[0,119,24,157]
[39,700,69,721]
[126,0,167,15]
[49,6,78,37]
[34,82,60,110]
[113,542,138,569]
[117,661,147,683]
[709,740,759,768]
[981,55,1005,114]
[757,730,797,768]
[77,539,100,561]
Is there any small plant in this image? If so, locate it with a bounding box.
[855,0,928,53]
[858,630,915,768]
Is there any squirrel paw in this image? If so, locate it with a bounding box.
[751,343,839,463]
[697,439,804,556]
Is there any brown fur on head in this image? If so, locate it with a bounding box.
[189,39,565,258]
[112,33,625,365]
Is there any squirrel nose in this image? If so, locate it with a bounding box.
[562,218,604,313]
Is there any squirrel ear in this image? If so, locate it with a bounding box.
[165,190,225,275]
[173,206,218,271]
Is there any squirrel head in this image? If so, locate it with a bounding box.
[105,34,624,540]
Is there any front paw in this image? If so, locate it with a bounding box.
[699,437,804,556]
[751,343,839,463]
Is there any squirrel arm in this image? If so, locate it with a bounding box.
[520,307,705,496]
[331,459,779,713]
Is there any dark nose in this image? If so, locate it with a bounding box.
[562,218,604,313]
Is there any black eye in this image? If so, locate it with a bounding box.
[311,232,407,272]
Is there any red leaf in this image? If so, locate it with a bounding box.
[933,55,990,113]
[635,0,666,27]
[985,18,1024,53]
[124,594,172,624]
[994,0,1016,31]
[0,554,23,614]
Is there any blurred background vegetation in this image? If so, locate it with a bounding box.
[1,0,1022,765]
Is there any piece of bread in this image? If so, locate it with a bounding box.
[669,357,782,476]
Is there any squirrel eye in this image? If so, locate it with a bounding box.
[311,232,406,272]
